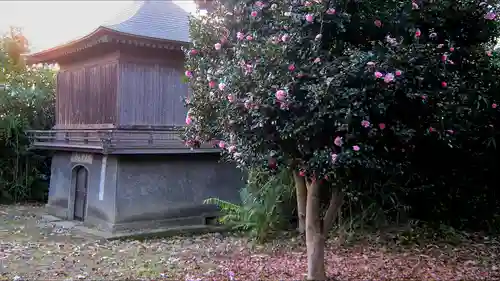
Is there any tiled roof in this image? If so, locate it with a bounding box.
[102,0,191,43]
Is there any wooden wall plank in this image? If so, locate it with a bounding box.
[117,57,188,127]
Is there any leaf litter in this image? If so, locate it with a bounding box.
[0,204,498,281]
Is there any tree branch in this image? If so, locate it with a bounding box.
[322,187,344,236]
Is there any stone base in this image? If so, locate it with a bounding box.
[47,204,222,236]
[46,152,243,235]
[41,213,229,240]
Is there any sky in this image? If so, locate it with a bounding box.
[0,1,197,53]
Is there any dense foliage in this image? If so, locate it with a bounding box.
[0,27,55,202]
[186,0,499,176]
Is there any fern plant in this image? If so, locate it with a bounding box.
[204,167,295,242]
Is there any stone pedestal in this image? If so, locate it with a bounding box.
[47,152,243,234]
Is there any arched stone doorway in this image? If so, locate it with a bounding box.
[73,165,88,221]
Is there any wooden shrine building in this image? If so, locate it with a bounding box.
[27,0,242,235]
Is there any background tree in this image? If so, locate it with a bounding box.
[184,0,500,279]
[0,27,55,202]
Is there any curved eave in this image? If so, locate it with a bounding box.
[100,26,190,47]
[26,26,189,65]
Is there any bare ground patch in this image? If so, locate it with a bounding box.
[0,204,498,280]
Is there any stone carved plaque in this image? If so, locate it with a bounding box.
[70,153,93,164]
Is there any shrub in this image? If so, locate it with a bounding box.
[205,167,295,242]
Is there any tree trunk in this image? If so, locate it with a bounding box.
[322,188,344,236]
[293,170,307,234]
[305,179,326,281]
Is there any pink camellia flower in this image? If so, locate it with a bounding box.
[244,99,252,109]
[361,120,371,128]
[492,103,498,109]
[331,153,338,163]
[304,1,312,6]
[441,55,447,62]
[227,94,234,102]
[268,158,277,169]
[185,116,193,125]
[412,1,419,9]
[485,12,496,20]
[246,35,253,40]
[299,170,306,177]
[326,8,336,15]
[441,81,447,88]
[237,32,245,40]
[228,145,237,153]
[288,64,296,71]
[352,145,360,151]
[280,102,290,110]
[219,83,226,91]
[255,1,264,7]
[214,43,222,50]
[185,70,193,78]
[189,49,198,56]
[374,20,382,27]
[251,10,258,17]
[245,64,253,74]
[379,123,386,130]
[218,141,226,149]
[384,73,395,83]
[305,14,314,23]
[450,47,455,52]
[395,70,402,76]
[275,89,287,101]
[415,29,421,37]
[374,71,383,78]
[314,57,321,63]
[487,51,493,57]
[334,136,343,146]
[429,127,436,133]
[281,34,290,42]
[209,80,216,88]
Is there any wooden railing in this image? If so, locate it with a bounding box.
[26,129,217,153]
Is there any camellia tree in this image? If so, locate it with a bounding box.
[184,0,500,279]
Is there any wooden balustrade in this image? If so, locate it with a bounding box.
[26,129,218,154]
